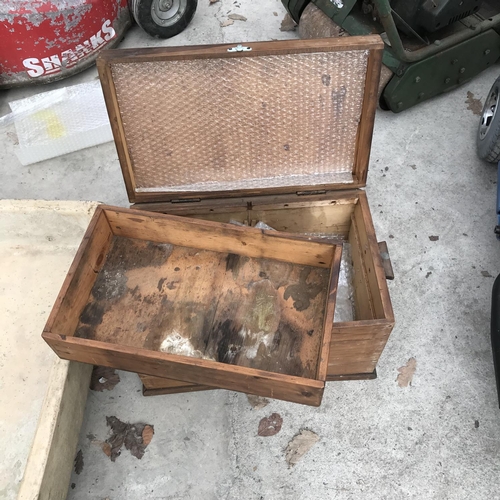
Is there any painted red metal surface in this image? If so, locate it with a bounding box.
[0,0,131,88]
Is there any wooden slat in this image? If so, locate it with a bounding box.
[103,206,336,268]
[317,244,342,381]
[353,193,394,321]
[143,385,214,396]
[348,213,375,321]
[42,334,325,406]
[139,374,214,394]
[131,191,359,233]
[44,208,113,335]
[96,60,137,203]
[331,320,394,342]
[326,370,377,382]
[98,36,384,64]
[353,46,383,184]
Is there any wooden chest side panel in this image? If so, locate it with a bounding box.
[44,208,113,336]
[353,194,394,322]
[42,334,325,406]
[327,334,393,376]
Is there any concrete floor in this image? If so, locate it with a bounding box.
[3,0,500,498]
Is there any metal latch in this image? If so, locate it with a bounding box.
[227,44,252,52]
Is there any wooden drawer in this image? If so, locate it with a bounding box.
[134,189,394,395]
[42,206,343,406]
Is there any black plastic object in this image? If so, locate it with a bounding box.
[391,0,483,35]
[130,0,197,39]
[491,273,500,407]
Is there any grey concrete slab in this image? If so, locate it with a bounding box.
[2,0,500,499]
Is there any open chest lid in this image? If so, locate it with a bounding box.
[97,36,383,204]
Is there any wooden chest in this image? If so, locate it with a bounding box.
[43,35,394,404]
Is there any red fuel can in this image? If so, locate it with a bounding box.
[0,0,131,88]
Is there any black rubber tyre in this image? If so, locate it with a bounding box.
[477,76,500,163]
[131,0,197,39]
[491,273,500,407]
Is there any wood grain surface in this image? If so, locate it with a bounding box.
[75,236,331,378]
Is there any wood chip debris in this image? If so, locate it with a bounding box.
[220,19,234,27]
[258,413,283,436]
[209,0,219,4]
[285,429,319,466]
[280,13,297,31]
[428,235,439,241]
[90,366,120,391]
[247,394,270,409]
[228,13,247,21]
[396,357,417,387]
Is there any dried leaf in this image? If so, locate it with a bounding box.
[428,235,439,241]
[258,413,283,436]
[90,366,120,392]
[273,11,278,16]
[396,357,417,387]
[209,0,219,3]
[220,19,234,27]
[285,430,319,466]
[74,449,84,475]
[481,271,493,278]
[280,13,297,31]
[142,425,155,446]
[228,13,247,21]
[465,91,483,116]
[104,416,154,462]
[247,394,269,409]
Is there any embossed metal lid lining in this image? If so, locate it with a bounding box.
[98,37,383,203]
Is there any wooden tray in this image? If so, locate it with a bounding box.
[43,206,342,406]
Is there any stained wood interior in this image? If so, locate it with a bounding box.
[73,236,332,379]
[133,191,385,323]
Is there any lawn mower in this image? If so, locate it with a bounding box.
[283,0,500,112]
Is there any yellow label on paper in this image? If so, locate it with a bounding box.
[33,109,66,139]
